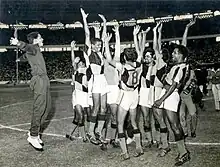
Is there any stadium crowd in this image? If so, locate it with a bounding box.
[0,38,220,82]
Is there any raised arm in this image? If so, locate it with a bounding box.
[140,27,151,55]
[98,14,107,54]
[138,32,143,52]
[181,19,196,47]
[157,23,163,52]
[98,14,107,42]
[92,25,101,39]
[112,24,121,62]
[10,39,36,56]
[153,22,160,54]
[104,33,113,62]
[133,25,141,58]
[71,40,76,68]
[80,8,91,47]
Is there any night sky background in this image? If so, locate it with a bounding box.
[0,0,220,45]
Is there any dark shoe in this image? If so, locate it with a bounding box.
[156,141,162,149]
[121,153,130,161]
[184,134,189,139]
[133,148,144,157]
[145,140,153,148]
[82,136,88,143]
[100,143,107,151]
[87,134,100,145]
[158,147,171,157]
[95,132,108,145]
[110,139,120,148]
[191,132,196,138]
[175,151,190,166]
[216,109,220,112]
[66,134,75,141]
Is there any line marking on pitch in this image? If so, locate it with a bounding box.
[169,141,220,146]
[7,116,74,127]
[0,124,65,137]
[1,124,220,146]
[142,140,220,146]
[0,100,32,109]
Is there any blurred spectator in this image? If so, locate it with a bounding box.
[207,64,220,112]
[1,38,220,82]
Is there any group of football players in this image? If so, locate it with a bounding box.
[66,8,198,166]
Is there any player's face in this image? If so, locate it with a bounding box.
[78,61,86,68]
[172,48,181,63]
[34,34,44,47]
[92,41,102,52]
[144,52,153,64]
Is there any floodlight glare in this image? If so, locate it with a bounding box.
[119,18,136,27]
[137,17,155,24]
[194,11,213,19]
[0,22,9,29]
[155,16,173,23]
[48,22,65,30]
[174,14,193,20]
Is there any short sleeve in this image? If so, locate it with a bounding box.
[173,66,185,84]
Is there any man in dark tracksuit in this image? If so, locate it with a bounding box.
[10,32,51,151]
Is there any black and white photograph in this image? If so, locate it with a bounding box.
[0,0,220,166]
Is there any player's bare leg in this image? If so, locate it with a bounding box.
[117,106,130,160]
[129,108,144,157]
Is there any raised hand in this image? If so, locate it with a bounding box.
[142,27,151,34]
[112,24,120,33]
[153,22,161,32]
[80,8,89,18]
[133,25,141,35]
[92,25,102,32]
[105,33,112,42]
[98,14,107,22]
[74,57,81,64]
[70,40,76,48]
[158,23,163,32]
[187,19,196,27]
[10,37,19,45]
[14,28,18,38]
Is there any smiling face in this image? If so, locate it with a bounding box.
[144,52,154,64]
[91,41,102,52]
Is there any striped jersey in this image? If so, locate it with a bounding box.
[84,45,104,75]
[164,63,188,91]
[72,68,89,92]
[116,62,142,91]
[150,53,167,88]
[140,63,153,88]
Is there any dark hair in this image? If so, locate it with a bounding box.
[174,44,189,61]
[91,38,103,45]
[143,47,155,59]
[123,48,138,62]
[27,32,39,44]
[120,52,126,64]
[161,48,171,63]
[76,51,86,65]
